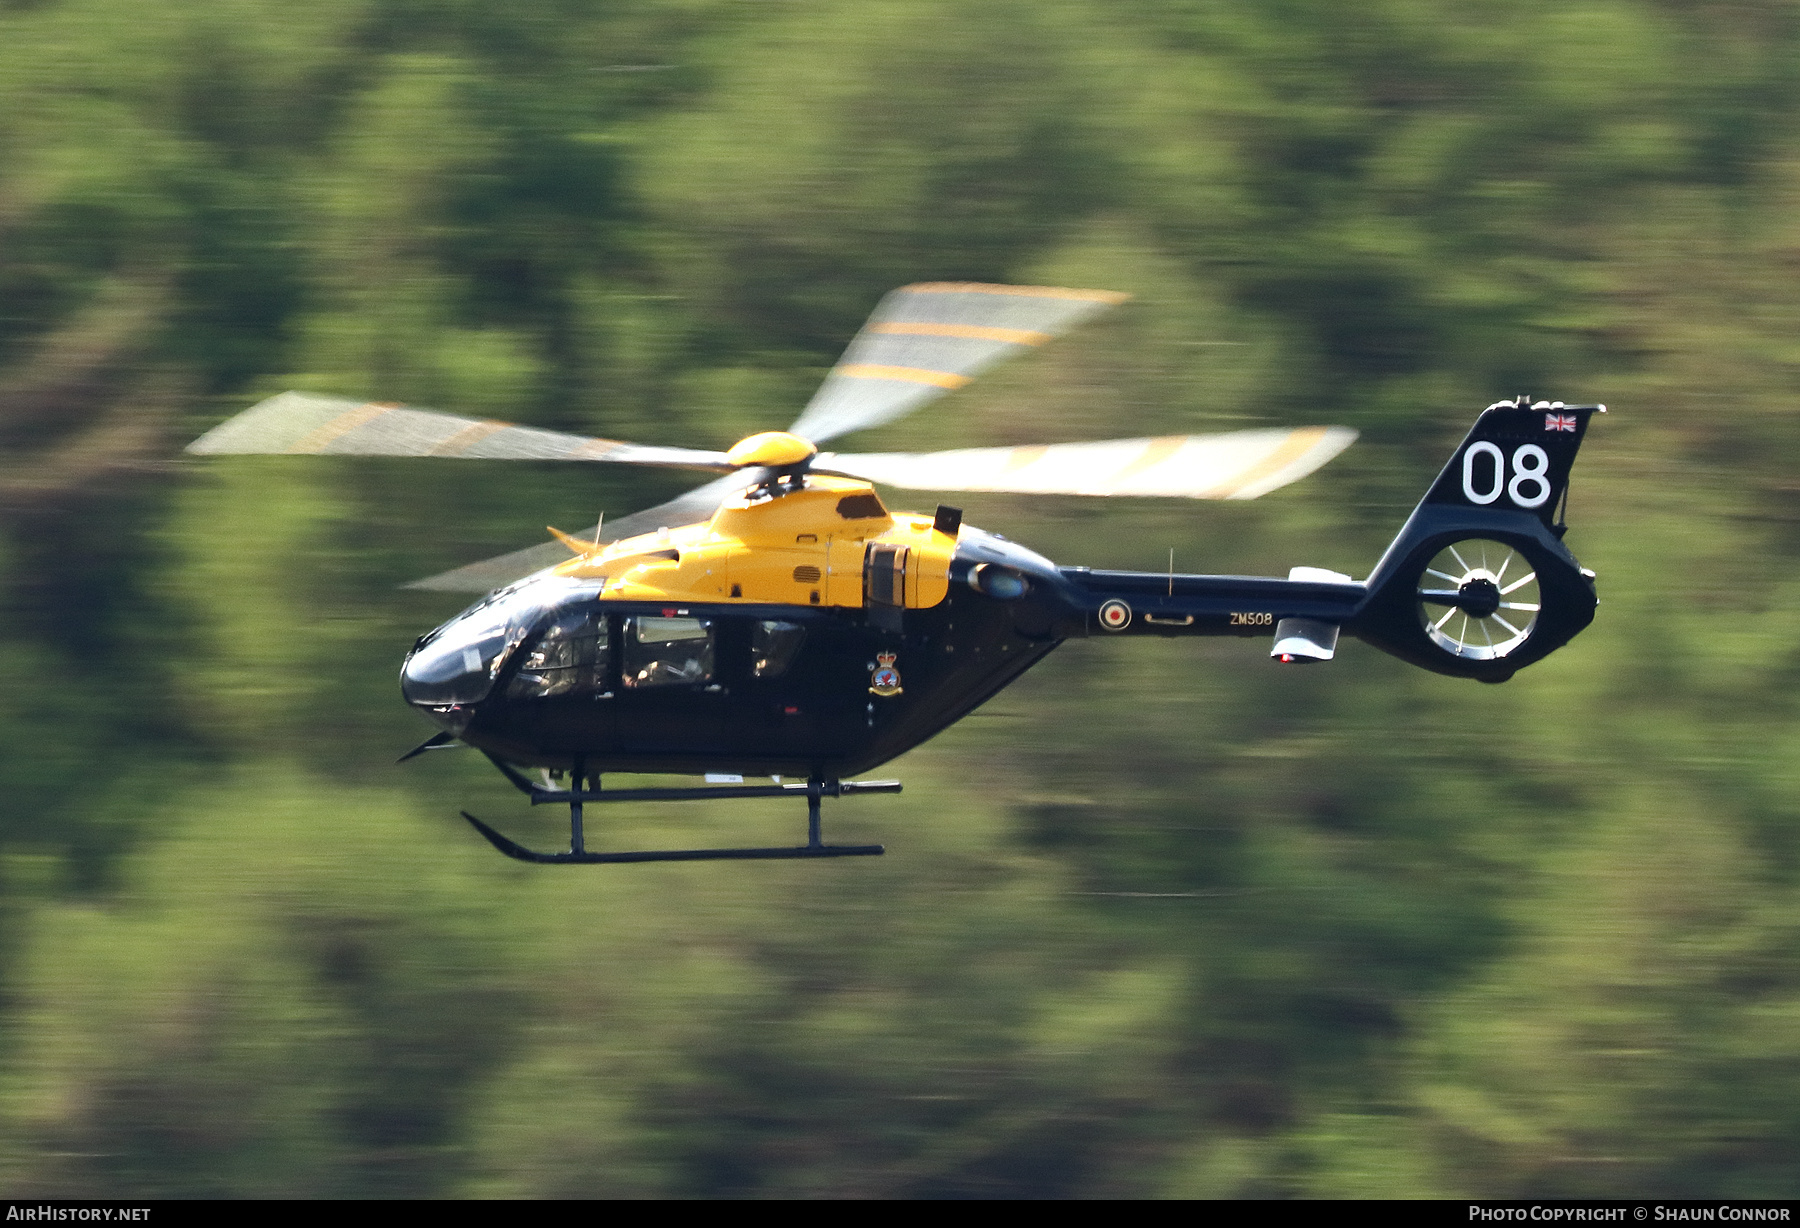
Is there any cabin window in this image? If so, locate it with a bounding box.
[752,620,807,679]
[508,608,610,699]
[623,616,715,688]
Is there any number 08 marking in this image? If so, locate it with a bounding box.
[1463,442,1552,509]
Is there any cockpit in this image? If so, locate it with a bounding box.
[401,576,602,709]
[402,576,813,718]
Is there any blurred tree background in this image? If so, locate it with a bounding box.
[2,0,1800,1198]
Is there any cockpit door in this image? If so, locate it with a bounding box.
[492,595,616,756]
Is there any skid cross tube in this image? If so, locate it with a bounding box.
[530,780,902,804]
[463,753,892,864]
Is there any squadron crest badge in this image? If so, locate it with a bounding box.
[869,651,903,697]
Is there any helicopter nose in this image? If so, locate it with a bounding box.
[401,630,509,708]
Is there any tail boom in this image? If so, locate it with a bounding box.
[1006,398,1600,682]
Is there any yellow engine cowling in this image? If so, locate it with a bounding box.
[555,476,954,610]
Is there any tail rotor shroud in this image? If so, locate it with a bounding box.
[1416,538,1542,661]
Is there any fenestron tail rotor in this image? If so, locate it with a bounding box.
[1416,538,1541,660]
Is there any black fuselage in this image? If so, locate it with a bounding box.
[455,587,1054,777]
[402,497,1597,778]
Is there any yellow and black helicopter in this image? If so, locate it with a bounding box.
[189,283,1600,864]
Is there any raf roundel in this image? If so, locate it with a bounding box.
[1098,599,1132,631]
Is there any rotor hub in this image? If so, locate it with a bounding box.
[1459,575,1501,618]
[727,431,817,469]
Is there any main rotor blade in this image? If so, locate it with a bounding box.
[590,469,769,544]
[188,391,734,472]
[816,427,1357,500]
[401,471,763,593]
[787,283,1128,445]
[401,535,592,593]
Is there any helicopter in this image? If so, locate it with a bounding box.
[188,282,1600,864]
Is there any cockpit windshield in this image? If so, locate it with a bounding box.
[401,576,601,707]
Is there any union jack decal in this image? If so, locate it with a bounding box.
[1544,413,1577,432]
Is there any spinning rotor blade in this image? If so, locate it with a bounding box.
[818,426,1357,500]
[188,391,733,472]
[402,470,764,592]
[593,469,767,542]
[787,283,1129,445]
[402,534,594,593]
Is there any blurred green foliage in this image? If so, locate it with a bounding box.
[3,0,1800,1199]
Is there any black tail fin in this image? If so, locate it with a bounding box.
[1419,396,1601,533]
[1352,398,1602,682]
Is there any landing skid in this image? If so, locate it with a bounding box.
[461,752,894,864]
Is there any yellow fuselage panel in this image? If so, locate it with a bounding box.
[552,477,953,609]
[707,477,889,544]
